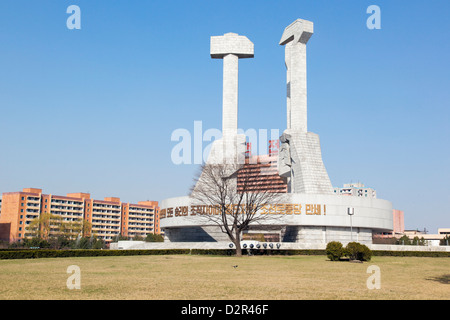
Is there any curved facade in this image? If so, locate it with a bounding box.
[160,194,393,244]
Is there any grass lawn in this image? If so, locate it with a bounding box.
[0,254,448,300]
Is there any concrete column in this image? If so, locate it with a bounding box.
[289,41,308,132]
[285,44,292,129]
[222,54,239,137]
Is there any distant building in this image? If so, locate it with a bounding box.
[374,209,405,238]
[392,209,405,234]
[333,184,408,239]
[238,146,288,193]
[402,229,450,246]
[0,188,160,243]
[333,182,377,198]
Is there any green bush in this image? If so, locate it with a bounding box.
[145,234,164,242]
[371,250,450,257]
[345,242,372,261]
[326,241,344,261]
[0,249,191,260]
[22,237,51,249]
[0,247,447,260]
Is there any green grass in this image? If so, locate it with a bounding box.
[0,255,448,300]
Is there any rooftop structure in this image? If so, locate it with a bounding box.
[333,183,377,198]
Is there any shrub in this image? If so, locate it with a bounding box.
[145,234,164,242]
[345,242,372,261]
[326,241,344,261]
[396,235,411,245]
[23,237,51,249]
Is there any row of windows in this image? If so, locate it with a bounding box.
[51,205,84,211]
[19,196,155,211]
[18,202,155,216]
[128,207,155,212]
[22,197,39,201]
[94,204,121,209]
[51,199,83,206]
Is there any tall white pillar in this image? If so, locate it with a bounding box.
[222,54,239,137]
[288,41,308,132]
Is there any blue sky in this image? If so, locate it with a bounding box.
[0,1,449,233]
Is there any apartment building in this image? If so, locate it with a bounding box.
[0,188,160,243]
[122,201,159,239]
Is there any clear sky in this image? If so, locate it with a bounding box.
[0,1,449,233]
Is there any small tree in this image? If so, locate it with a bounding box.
[133,235,145,241]
[112,235,129,242]
[397,235,411,245]
[23,237,50,249]
[326,241,344,261]
[77,237,91,249]
[344,242,372,261]
[412,236,426,246]
[145,233,164,242]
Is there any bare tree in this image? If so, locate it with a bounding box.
[190,162,283,256]
[27,212,92,241]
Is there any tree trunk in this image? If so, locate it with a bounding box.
[234,229,242,257]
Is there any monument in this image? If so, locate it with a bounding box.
[159,19,393,246]
[277,19,334,195]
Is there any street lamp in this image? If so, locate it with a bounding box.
[347,207,354,242]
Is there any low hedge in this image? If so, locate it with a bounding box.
[372,250,450,258]
[0,248,448,259]
[0,249,190,260]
